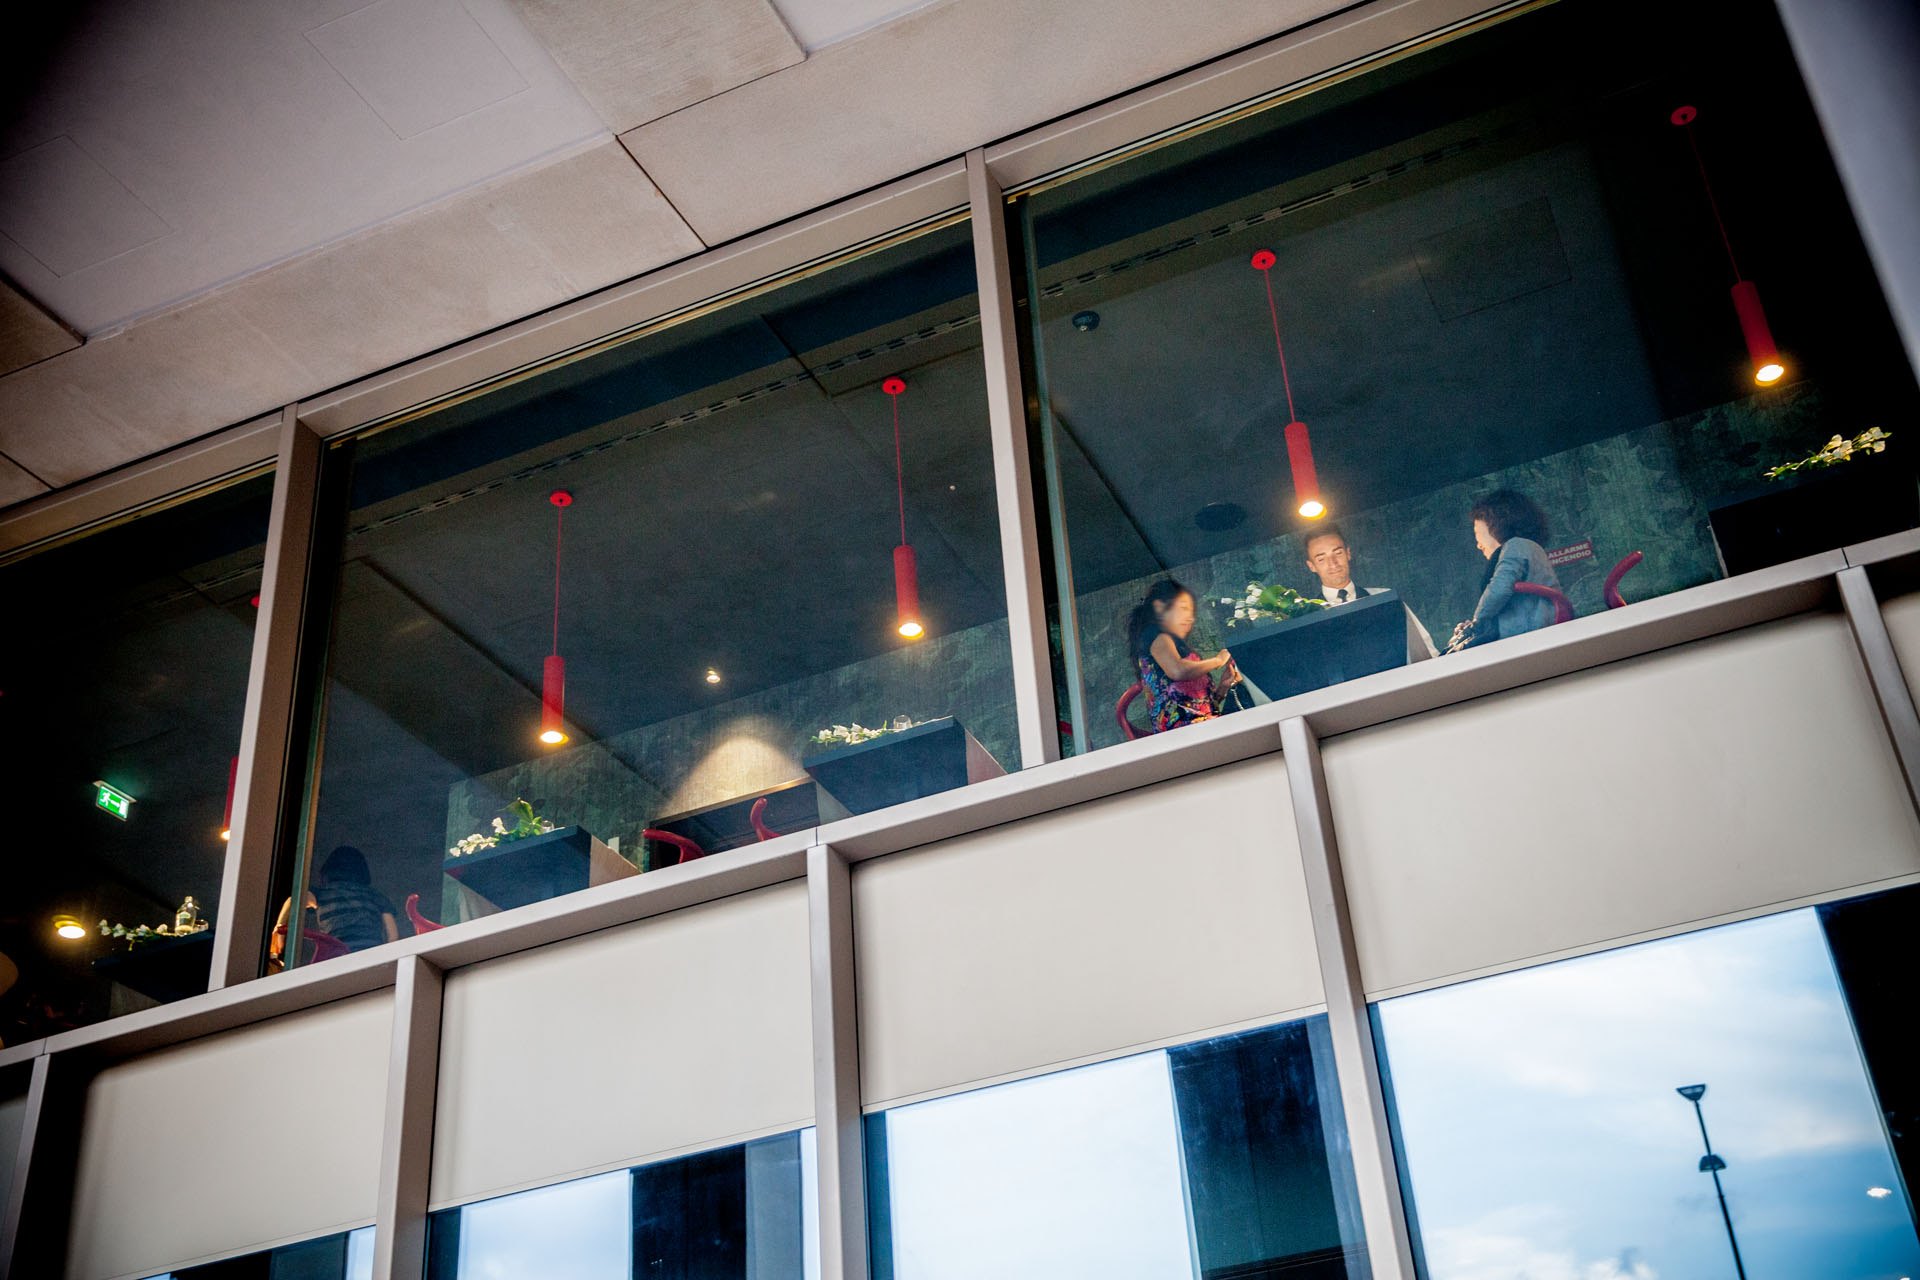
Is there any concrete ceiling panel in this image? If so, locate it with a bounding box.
[619,0,1348,244]
[0,141,700,491]
[306,0,532,139]
[0,276,81,376]
[505,0,805,133]
[767,0,937,52]
[0,0,607,336]
[0,452,49,506]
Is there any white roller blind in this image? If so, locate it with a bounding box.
[855,754,1322,1109]
[431,881,814,1209]
[65,992,392,1280]
[1324,613,1920,997]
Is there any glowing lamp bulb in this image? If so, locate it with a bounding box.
[705,668,722,685]
[220,827,231,842]
[53,915,87,941]
[1755,361,1785,386]
[898,619,924,639]
[1299,499,1327,519]
[538,728,568,746]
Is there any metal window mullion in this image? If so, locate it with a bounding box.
[372,957,444,1280]
[211,404,326,991]
[967,148,1061,768]
[1281,716,1417,1280]
[1837,566,1920,815]
[1,1052,89,1279]
[807,843,868,1279]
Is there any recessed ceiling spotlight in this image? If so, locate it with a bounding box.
[1194,501,1248,533]
[53,915,87,941]
[705,668,722,685]
[1071,310,1100,333]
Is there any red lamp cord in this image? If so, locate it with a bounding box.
[1259,267,1300,423]
[892,391,908,546]
[1681,121,1743,284]
[551,504,564,656]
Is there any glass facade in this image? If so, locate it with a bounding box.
[0,475,272,1039]
[275,218,1011,963]
[426,1131,816,1279]
[868,1018,1364,1278]
[144,1227,374,1280]
[1375,894,1920,1280]
[1013,0,1919,753]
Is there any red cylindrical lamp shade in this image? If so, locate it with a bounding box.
[894,543,924,638]
[1730,280,1784,385]
[1284,420,1323,518]
[539,653,568,745]
[220,754,239,841]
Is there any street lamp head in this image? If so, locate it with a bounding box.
[1677,1084,1708,1102]
[1699,1153,1728,1173]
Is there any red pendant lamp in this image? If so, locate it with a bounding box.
[539,490,572,746]
[884,377,925,639]
[1250,250,1327,520]
[1672,105,1785,387]
[219,753,238,841]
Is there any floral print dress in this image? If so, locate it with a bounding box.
[1138,633,1216,733]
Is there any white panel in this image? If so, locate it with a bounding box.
[854,754,1322,1108]
[65,993,393,1280]
[1879,592,1920,707]
[1325,614,1920,997]
[431,882,814,1209]
[0,1086,25,1225]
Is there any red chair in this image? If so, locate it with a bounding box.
[749,797,783,842]
[1603,550,1644,609]
[405,893,444,935]
[1116,682,1147,741]
[644,828,707,866]
[272,923,351,966]
[1513,580,1576,625]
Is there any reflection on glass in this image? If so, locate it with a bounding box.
[427,1130,817,1280]
[1376,908,1920,1280]
[0,475,272,1038]
[1016,0,1918,754]
[278,220,1012,963]
[870,1018,1363,1278]
[149,1225,374,1279]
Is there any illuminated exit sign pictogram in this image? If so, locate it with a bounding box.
[93,781,133,820]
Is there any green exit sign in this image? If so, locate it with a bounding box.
[93,781,133,820]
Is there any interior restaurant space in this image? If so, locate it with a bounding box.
[2,0,1919,1271]
[4,0,1917,1037]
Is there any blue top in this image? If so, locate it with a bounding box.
[1471,536,1560,639]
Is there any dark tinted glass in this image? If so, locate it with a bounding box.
[146,1226,372,1280]
[1017,0,1918,753]
[278,220,1012,965]
[0,475,271,1039]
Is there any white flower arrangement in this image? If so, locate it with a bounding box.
[1219,581,1324,627]
[811,718,917,748]
[1765,426,1890,480]
[449,799,557,858]
[98,918,208,947]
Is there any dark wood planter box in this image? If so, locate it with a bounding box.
[443,825,598,911]
[1226,591,1412,702]
[92,930,214,1005]
[1709,462,1919,577]
[804,718,1003,817]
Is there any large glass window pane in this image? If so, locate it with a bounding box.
[426,1130,817,1279]
[1375,903,1920,1279]
[869,1018,1364,1278]
[0,475,272,1038]
[1015,0,1918,754]
[280,219,1010,963]
[145,1225,374,1279]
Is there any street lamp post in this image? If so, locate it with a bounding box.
[1677,1084,1748,1280]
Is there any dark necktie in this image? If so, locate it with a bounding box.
[1334,587,1350,603]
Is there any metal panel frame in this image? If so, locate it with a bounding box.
[4,0,1920,1272]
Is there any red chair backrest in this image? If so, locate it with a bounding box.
[1513,580,1576,625]
[1603,550,1644,610]
[644,828,707,866]
[275,922,352,965]
[405,893,444,935]
[1115,682,1146,741]
[750,797,783,842]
